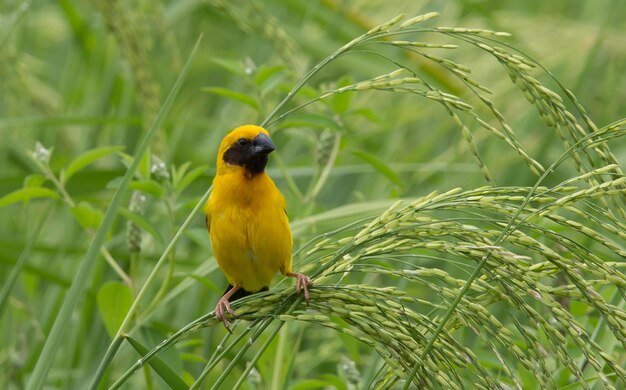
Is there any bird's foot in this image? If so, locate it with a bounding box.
[287,272,312,302]
[214,296,235,332]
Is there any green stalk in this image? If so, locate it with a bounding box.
[188,325,243,390]
[234,321,287,390]
[109,317,261,389]
[82,34,204,390]
[144,191,178,312]
[261,15,414,130]
[259,14,391,128]
[89,188,211,390]
[110,296,303,389]
[0,204,50,317]
[207,319,275,390]
[402,126,618,389]
[99,247,132,287]
[205,301,300,390]
[25,37,198,387]
[585,288,625,390]
[190,318,276,390]
[230,300,301,390]
[230,298,305,390]
[304,132,341,202]
[142,365,154,390]
[270,325,289,390]
[256,26,363,203]
[0,0,32,47]
[130,261,219,331]
[108,312,215,390]
[129,252,139,295]
[35,160,132,285]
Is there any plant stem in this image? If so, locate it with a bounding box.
[402,126,617,389]
[207,333,259,390]
[36,156,133,285]
[100,247,132,287]
[91,188,211,390]
[0,204,50,317]
[234,321,286,390]
[305,132,341,202]
[86,34,204,390]
[270,325,289,390]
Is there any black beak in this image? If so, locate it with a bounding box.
[250,133,275,156]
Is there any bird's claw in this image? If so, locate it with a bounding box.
[215,297,235,332]
[294,273,312,302]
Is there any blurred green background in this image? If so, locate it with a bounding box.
[1,0,625,389]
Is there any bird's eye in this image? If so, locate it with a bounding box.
[237,138,249,146]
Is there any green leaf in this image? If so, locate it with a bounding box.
[202,87,259,110]
[140,151,151,180]
[255,65,285,86]
[176,165,208,194]
[71,202,104,229]
[255,65,286,95]
[352,150,404,189]
[64,146,124,183]
[171,162,192,189]
[181,372,195,386]
[96,282,133,338]
[126,335,189,390]
[116,151,134,169]
[118,207,164,244]
[128,179,164,198]
[0,187,59,207]
[115,151,150,180]
[349,108,383,124]
[211,58,247,76]
[23,174,46,188]
[141,327,185,373]
[28,33,203,390]
[105,176,123,190]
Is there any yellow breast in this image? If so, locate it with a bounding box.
[205,171,292,292]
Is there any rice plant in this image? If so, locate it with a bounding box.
[1,2,624,389]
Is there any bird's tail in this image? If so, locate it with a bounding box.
[226,285,269,302]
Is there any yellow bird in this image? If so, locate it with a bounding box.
[205,125,311,328]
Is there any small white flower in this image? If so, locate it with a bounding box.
[34,141,51,164]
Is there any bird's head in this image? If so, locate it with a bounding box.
[216,125,276,176]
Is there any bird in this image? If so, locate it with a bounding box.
[205,125,311,329]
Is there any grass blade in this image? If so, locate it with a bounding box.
[0,204,50,317]
[87,35,205,390]
[26,34,204,390]
[126,336,189,390]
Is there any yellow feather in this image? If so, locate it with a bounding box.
[205,125,292,292]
